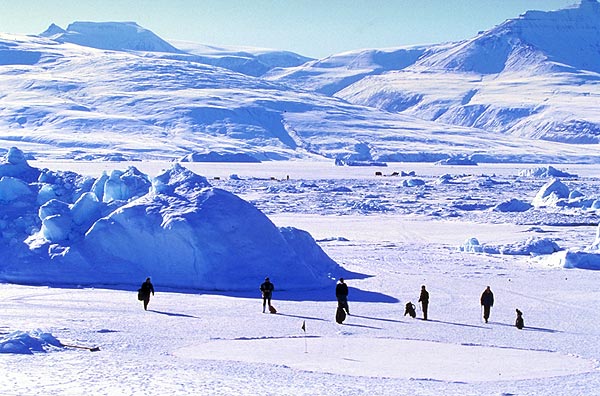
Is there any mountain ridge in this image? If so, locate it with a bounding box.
[1,2,599,163]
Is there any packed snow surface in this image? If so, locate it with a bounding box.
[2,158,600,395]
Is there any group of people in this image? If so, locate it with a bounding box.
[406,285,496,323]
[138,276,523,329]
[406,285,522,328]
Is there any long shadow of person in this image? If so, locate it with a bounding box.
[148,310,201,319]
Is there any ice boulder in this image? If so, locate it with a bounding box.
[458,238,484,253]
[90,172,109,201]
[41,214,73,242]
[0,147,40,182]
[531,178,570,207]
[519,166,577,178]
[569,190,584,200]
[403,178,426,187]
[102,167,151,202]
[498,237,561,256]
[0,330,62,355]
[0,177,32,203]
[589,224,600,251]
[492,198,532,212]
[39,199,73,242]
[71,192,103,229]
[544,250,600,270]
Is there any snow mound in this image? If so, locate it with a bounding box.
[0,147,40,182]
[0,330,61,354]
[498,237,561,256]
[531,178,570,207]
[519,166,577,178]
[0,148,346,291]
[459,237,484,253]
[542,250,600,270]
[40,21,181,53]
[459,237,560,256]
[402,178,426,187]
[492,198,532,212]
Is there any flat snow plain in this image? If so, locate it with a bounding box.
[1,161,599,396]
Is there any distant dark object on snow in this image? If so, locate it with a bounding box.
[515,309,524,329]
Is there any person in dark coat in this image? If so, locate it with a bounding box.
[260,277,274,313]
[515,309,524,329]
[139,277,154,311]
[481,286,494,323]
[418,285,429,320]
[335,278,350,315]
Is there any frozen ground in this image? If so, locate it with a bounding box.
[1,161,600,395]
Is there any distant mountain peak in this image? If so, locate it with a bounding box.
[40,23,66,36]
[412,0,600,74]
[40,21,181,54]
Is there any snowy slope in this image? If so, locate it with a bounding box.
[2,4,600,163]
[3,26,599,164]
[273,0,600,144]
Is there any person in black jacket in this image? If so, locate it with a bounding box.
[336,278,350,315]
[139,277,155,311]
[260,277,274,313]
[418,285,429,320]
[481,286,494,323]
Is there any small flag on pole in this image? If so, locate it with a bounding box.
[301,321,306,332]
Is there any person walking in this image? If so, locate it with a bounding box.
[418,285,429,320]
[139,277,154,311]
[481,286,494,323]
[260,277,275,313]
[336,278,350,315]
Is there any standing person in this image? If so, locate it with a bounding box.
[481,286,494,323]
[260,277,274,313]
[336,278,350,315]
[418,285,429,320]
[139,277,154,311]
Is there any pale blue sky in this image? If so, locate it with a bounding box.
[1,0,578,58]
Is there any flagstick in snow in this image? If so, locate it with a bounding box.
[302,321,307,353]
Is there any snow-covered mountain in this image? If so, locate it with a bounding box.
[40,21,182,53]
[271,0,600,145]
[1,2,600,163]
